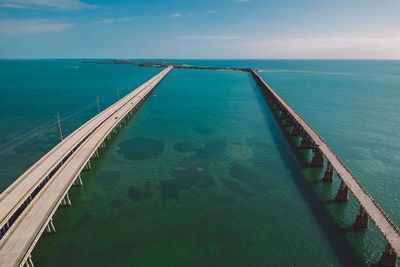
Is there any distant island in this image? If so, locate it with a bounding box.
[83,60,256,72]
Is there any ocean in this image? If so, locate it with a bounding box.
[0,59,399,266]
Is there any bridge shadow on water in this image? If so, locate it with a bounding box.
[247,74,365,267]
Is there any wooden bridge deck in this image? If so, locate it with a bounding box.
[251,70,400,256]
[0,67,172,266]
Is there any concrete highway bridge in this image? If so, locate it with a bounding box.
[0,66,398,266]
[0,67,172,266]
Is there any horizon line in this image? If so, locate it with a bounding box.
[1,58,400,61]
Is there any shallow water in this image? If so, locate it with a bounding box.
[1,60,400,266]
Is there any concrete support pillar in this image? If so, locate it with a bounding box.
[322,161,334,182]
[84,161,92,171]
[100,141,106,149]
[378,246,398,267]
[335,180,349,202]
[73,175,83,186]
[44,218,56,235]
[311,149,325,167]
[290,127,301,136]
[353,206,369,229]
[28,255,34,267]
[299,138,313,149]
[379,244,398,267]
[24,255,34,267]
[60,193,71,207]
[284,119,293,127]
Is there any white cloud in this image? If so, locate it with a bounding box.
[180,35,241,40]
[171,13,182,17]
[0,3,25,8]
[0,19,73,34]
[207,10,217,13]
[116,17,134,22]
[0,0,96,10]
[92,17,134,25]
[240,37,400,59]
[94,19,113,25]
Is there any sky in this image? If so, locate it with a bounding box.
[0,0,400,59]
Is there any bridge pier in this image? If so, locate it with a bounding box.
[299,138,313,149]
[311,149,325,167]
[60,193,71,207]
[353,206,369,229]
[335,180,349,202]
[73,175,83,186]
[84,161,92,171]
[322,161,334,182]
[44,218,56,235]
[379,245,398,267]
[23,255,34,267]
[284,119,293,127]
[100,141,106,149]
[290,127,301,136]
[91,150,99,159]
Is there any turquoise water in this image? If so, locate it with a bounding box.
[1,60,399,266]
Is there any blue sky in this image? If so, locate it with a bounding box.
[1,0,400,59]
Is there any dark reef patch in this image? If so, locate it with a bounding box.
[75,211,94,228]
[57,241,81,260]
[196,231,212,250]
[228,162,273,192]
[109,198,123,208]
[160,166,214,201]
[195,126,216,135]
[246,137,276,169]
[220,177,253,197]
[96,170,121,191]
[192,139,228,160]
[173,141,196,153]
[205,193,236,206]
[119,137,164,160]
[127,185,151,202]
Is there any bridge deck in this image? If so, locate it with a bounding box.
[0,69,167,232]
[0,68,168,235]
[251,70,400,256]
[0,67,172,266]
